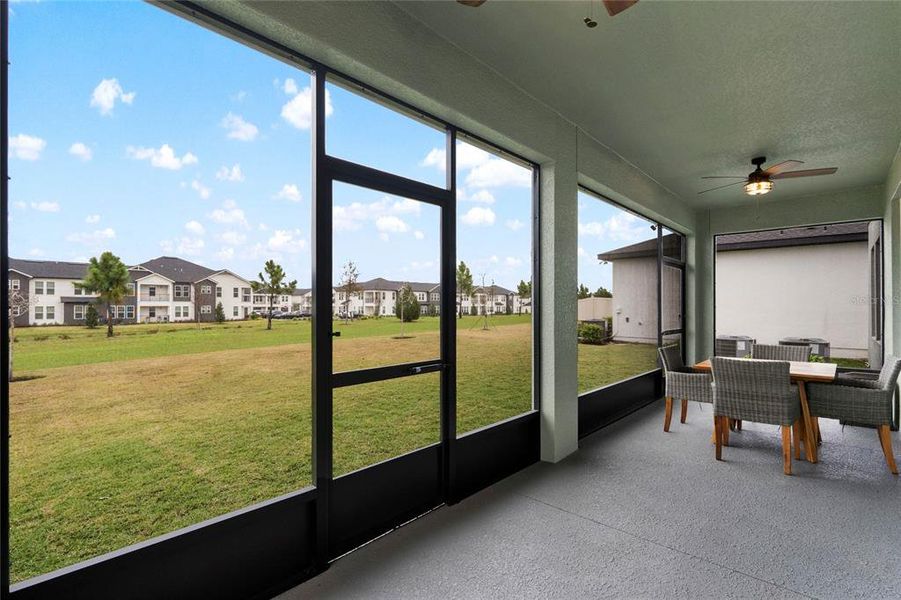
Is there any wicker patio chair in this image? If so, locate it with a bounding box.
[806,356,901,474]
[658,345,712,432]
[751,343,811,362]
[711,357,802,475]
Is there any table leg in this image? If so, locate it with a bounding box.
[797,382,817,464]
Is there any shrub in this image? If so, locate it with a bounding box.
[215,302,226,324]
[578,322,606,345]
[85,304,99,329]
[809,354,826,363]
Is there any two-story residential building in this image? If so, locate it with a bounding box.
[8,256,256,326]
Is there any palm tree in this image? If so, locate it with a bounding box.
[82,251,130,338]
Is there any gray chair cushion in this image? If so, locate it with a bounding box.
[711,357,799,426]
[807,355,900,426]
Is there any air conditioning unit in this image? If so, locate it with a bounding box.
[715,335,756,358]
[780,337,831,359]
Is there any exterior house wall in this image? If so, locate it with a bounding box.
[208,272,254,320]
[611,257,658,343]
[8,272,31,327]
[194,279,218,322]
[715,242,869,358]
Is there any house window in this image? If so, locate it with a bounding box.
[46,306,55,320]
[73,284,83,296]
[46,281,55,295]
[242,288,251,302]
[35,281,44,295]
[74,305,85,320]
[148,286,156,297]
[201,305,212,315]
[127,283,135,296]
[9,279,20,291]
[34,306,44,319]
[233,287,238,298]
[216,286,222,298]
[201,285,212,295]
[12,306,23,317]
[174,284,190,298]
[148,307,156,318]
[233,306,239,317]
[174,307,181,318]
[125,306,135,320]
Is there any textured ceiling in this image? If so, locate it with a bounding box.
[396,1,901,208]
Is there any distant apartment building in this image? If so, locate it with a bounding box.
[8,257,531,326]
[8,256,255,326]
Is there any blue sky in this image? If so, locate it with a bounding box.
[8,1,645,292]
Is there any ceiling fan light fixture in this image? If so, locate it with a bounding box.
[744,180,773,196]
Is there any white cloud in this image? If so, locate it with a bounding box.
[274,183,302,202]
[375,215,409,234]
[281,86,332,130]
[466,158,531,188]
[578,213,649,243]
[127,144,198,170]
[221,112,259,141]
[69,142,93,161]
[333,195,420,232]
[66,227,116,245]
[14,201,26,210]
[231,90,248,102]
[185,220,206,235]
[190,179,211,200]
[504,256,523,267]
[468,190,495,204]
[9,134,46,160]
[219,230,247,245]
[421,148,445,170]
[378,232,390,242]
[267,229,307,254]
[414,230,425,240]
[30,201,60,213]
[506,219,524,231]
[420,142,491,172]
[258,223,269,231]
[90,78,135,116]
[85,214,101,224]
[578,246,587,257]
[461,206,496,226]
[283,78,299,95]
[209,199,248,228]
[216,164,244,182]
[28,248,44,257]
[216,247,235,261]
[160,236,204,256]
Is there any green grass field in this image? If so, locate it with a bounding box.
[9,315,655,582]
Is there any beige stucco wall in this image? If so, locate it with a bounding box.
[611,257,658,343]
[577,297,612,321]
[715,242,869,358]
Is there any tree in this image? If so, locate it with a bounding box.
[593,286,612,298]
[577,283,591,299]
[456,261,474,319]
[337,261,360,324]
[215,302,226,323]
[85,304,99,329]
[251,259,297,331]
[82,251,130,338]
[395,283,421,323]
[7,289,35,382]
[517,280,532,314]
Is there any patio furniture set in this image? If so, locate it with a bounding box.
[659,344,900,476]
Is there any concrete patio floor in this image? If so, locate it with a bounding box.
[280,400,901,599]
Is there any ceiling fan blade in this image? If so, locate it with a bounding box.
[603,0,638,16]
[763,160,804,175]
[698,180,746,195]
[771,167,838,179]
[701,176,746,179]
[457,0,487,6]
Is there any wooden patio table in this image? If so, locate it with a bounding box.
[692,359,837,463]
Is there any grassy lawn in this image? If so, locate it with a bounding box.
[10,315,655,581]
[578,342,660,393]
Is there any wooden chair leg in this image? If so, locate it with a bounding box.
[792,420,801,460]
[877,425,898,475]
[814,417,822,446]
[722,419,730,446]
[680,398,688,424]
[736,419,742,431]
[714,416,723,461]
[663,396,673,432]
[781,425,792,475]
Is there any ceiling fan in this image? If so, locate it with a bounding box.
[458,1,638,18]
[698,157,838,196]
